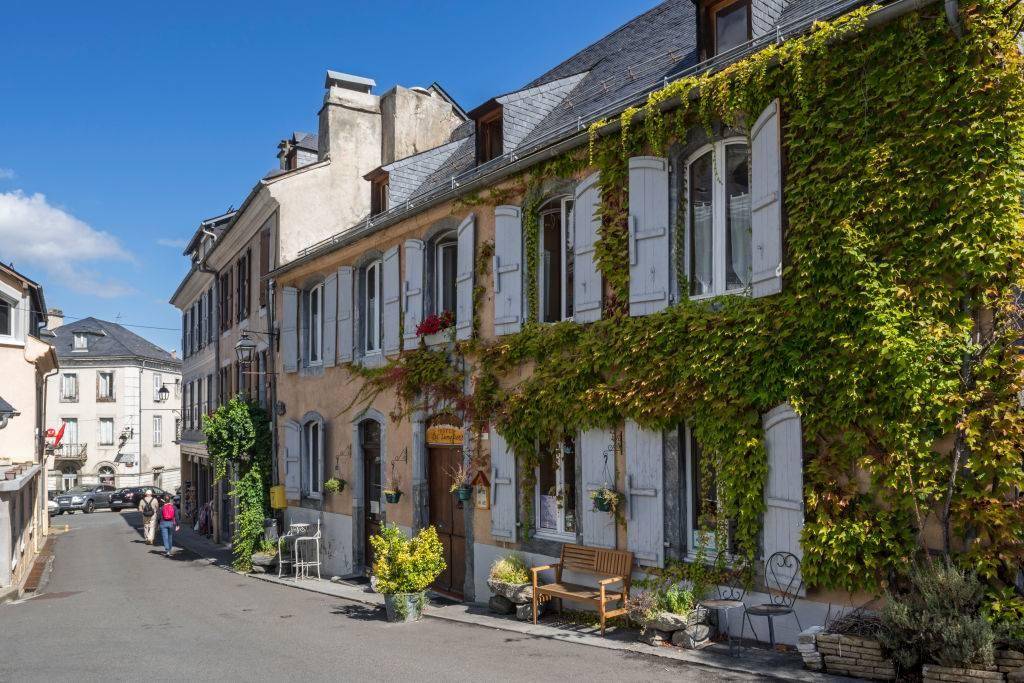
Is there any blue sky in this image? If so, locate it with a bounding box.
[0,0,657,352]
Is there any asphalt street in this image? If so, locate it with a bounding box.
[0,510,767,682]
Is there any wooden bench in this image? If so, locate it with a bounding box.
[531,544,634,635]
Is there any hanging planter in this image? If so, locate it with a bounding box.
[456,484,473,502]
[594,495,613,512]
[589,483,624,516]
[384,489,403,504]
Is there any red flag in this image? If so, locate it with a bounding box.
[53,422,66,448]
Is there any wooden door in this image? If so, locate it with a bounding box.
[362,421,382,573]
[428,445,466,597]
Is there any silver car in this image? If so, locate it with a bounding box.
[55,485,116,514]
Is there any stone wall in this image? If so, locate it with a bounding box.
[798,627,897,681]
[921,664,1004,683]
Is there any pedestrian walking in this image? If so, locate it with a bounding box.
[158,494,180,557]
[138,489,159,544]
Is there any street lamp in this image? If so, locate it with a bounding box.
[234,333,257,366]
[157,385,170,402]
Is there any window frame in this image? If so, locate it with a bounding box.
[537,196,575,323]
[98,418,115,446]
[682,422,734,560]
[73,333,88,352]
[0,297,10,338]
[434,232,458,316]
[61,373,78,402]
[97,371,115,401]
[705,0,752,57]
[307,283,324,366]
[684,137,752,300]
[533,435,578,542]
[153,415,163,446]
[476,108,504,163]
[303,419,323,499]
[363,259,383,356]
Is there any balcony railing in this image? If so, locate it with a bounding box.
[52,443,88,462]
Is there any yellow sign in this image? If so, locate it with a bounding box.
[426,425,463,446]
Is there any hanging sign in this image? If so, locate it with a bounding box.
[426,424,463,446]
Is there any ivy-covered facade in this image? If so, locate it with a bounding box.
[269,0,1024,641]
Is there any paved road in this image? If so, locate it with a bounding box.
[0,511,764,682]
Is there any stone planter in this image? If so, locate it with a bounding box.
[922,664,1005,683]
[487,579,534,604]
[807,632,897,681]
[250,552,277,574]
[641,607,713,650]
[383,592,426,623]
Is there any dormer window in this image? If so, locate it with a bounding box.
[73,333,88,351]
[0,299,10,337]
[371,178,388,216]
[704,0,751,57]
[476,108,503,163]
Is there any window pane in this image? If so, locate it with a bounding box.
[440,242,457,314]
[541,210,562,322]
[691,430,717,532]
[310,287,320,361]
[0,300,9,336]
[562,436,577,533]
[725,144,752,289]
[366,264,378,351]
[715,0,749,55]
[538,444,559,530]
[689,152,714,296]
[564,199,574,319]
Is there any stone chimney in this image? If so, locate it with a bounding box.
[47,308,63,330]
[380,85,464,166]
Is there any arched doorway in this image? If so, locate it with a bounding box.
[426,415,466,598]
[98,465,116,487]
[359,419,382,573]
[60,464,79,491]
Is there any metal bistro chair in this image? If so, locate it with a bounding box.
[276,522,308,579]
[741,551,804,649]
[697,551,749,655]
[293,520,322,580]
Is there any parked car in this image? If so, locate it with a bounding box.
[47,498,59,516]
[109,486,166,512]
[55,485,116,514]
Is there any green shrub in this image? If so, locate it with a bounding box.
[658,584,695,616]
[489,553,530,584]
[879,561,996,670]
[369,524,446,594]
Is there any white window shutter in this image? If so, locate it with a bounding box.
[382,245,401,356]
[762,403,804,588]
[337,267,354,363]
[489,426,517,542]
[573,173,603,323]
[625,420,664,567]
[402,239,425,347]
[282,287,298,373]
[580,428,616,549]
[284,420,301,499]
[455,214,475,341]
[751,99,783,298]
[323,272,338,367]
[628,157,670,316]
[493,205,523,336]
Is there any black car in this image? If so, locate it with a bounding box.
[110,486,167,512]
[55,485,116,514]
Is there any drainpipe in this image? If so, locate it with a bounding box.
[945,0,963,37]
[39,366,59,546]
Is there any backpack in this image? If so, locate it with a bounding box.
[142,498,156,517]
[161,503,175,521]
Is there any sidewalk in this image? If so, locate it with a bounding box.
[172,530,840,682]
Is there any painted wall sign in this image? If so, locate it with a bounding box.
[426,425,464,445]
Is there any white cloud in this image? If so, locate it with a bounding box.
[0,168,15,180]
[0,190,135,298]
[156,237,186,248]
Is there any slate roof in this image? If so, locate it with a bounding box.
[0,395,16,416]
[291,131,318,152]
[384,138,466,206]
[52,317,181,366]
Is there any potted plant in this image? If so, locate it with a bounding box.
[369,524,446,623]
[323,477,346,494]
[589,483,623,514]
[486,553,533,605]
[415,310,456,346]
[446,463,472,502]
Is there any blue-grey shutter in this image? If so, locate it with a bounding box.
[282,287,298,373]
[402,239,425,347]
[628,157,670,316]
[489,426,517,542]
[284,419,301,499]
[455,214,475,341]
[573,173,602,323]
[763,403,803,588]
[337,266,354,363]
[751,99,783,298]
[625,420,664,567]
[323,271,338,367]
[580,428,616,549]
[382,245,401,355]
[493,205,523,336]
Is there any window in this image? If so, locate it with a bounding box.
[371,177,388,216]
[98,465,115,487]
[686,139,751,297]
[219,271,232,332]
[206,374,213,415]
[236,251,250,322]
[153,416,163,446]
[0,299,10,337]
[682,423,734,556]
[97,372,115,401]
[705,0,750,57]
[99,418,114,446]
[153,373,163,401]
[307,283,323,365]
[363,260,382,354]
[60,373,78,401]
[174,378,181,398]
[435,235,458,315]
[259,227,271,309]
[476,109,503,163]
[62,418,79,446]
[539,197,574,322]
[174,418,181,443]
[534,435,577,540]
[206,287,215,342]
[73,333,88,351]
[304,420,322,498]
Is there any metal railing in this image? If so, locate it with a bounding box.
[53,443,88,461]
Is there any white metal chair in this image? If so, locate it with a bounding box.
[293,520,322,580]
[276,523,307,579]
